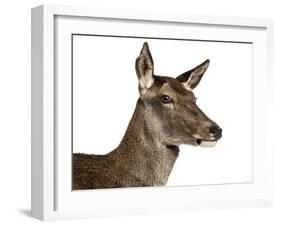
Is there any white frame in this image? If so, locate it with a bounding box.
[31,4,274,221]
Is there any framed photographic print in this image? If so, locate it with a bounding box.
[31,4,274,221]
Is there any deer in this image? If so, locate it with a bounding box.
[73,42,222,190]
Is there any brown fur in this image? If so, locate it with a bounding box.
[73,98,179,189]
[72,42,222,190]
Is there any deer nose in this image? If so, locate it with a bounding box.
[209,126,222,139]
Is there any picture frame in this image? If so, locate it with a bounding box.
[31,4,274,221]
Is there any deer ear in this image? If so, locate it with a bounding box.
[135,42,154,92]
[177,59,210,90]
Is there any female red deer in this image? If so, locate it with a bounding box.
[73,42,222,190]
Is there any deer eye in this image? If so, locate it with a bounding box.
[161,95,172,104]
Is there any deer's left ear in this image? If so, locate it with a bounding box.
[135,42,154,93]
[176,59,210,90]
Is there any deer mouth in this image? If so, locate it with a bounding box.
[196,139,217,148]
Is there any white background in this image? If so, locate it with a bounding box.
[73,35,253,185]
[0,0,280,226]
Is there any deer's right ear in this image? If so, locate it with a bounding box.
[177,59,210,90]
[135,42,154,94]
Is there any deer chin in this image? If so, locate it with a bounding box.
[196,139,217,148]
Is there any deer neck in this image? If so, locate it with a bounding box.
[113,98,179,186]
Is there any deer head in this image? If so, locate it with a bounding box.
[135,42,222,148]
